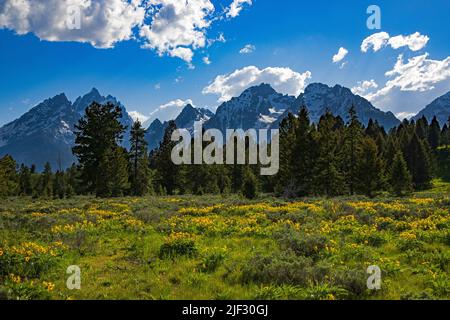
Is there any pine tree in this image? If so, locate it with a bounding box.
[441,124,449,147]
[152,121,179,195]
[41,162,53,198]
[129,121,150,196]
[242,167,259,199]
[72,102,128,197]
[389,151,413,196]
[312,112,345,196]
[18,164,32,196]
[291,107,314,196]
[405,133,432,190]
[0,155,18,197]
[344,105,363,195]
[356,137,385,197]
[53,170,66,199]
[428,116,441,150]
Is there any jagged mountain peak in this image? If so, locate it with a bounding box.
[241,83,277,98]
[414,90,450,125]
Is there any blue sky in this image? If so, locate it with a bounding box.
[0,0,449,126]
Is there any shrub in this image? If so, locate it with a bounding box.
[241,252,313,286]
[198,251,226,273]
[276,230,328,259]
[159,232,197,259]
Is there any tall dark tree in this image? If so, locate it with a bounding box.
[405,133,433,190]
[344,105,363,195]
[356,137,386,197]
[428,116,441,150]
[389,151,413,196]
[312,112,345,196]
[0,155,18,197]
[441,124,449,147]
[41,162,53,198]
[18,164,32,196]
[72,102,128,197]
[129,121,150,196]
[152,121,180,195]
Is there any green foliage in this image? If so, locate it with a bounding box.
[389,151,413,196]
[72,102,128,197]
[242,168,259,199]
[0,155,18,197]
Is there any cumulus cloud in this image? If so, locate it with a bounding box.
[361,32,390,52]
[148,98,194,123]
[226,0,252,18]
[366,53,450,115]
[203,66,312,102]
[361,31,429,53]
[129,111,150,124]
[332,47,348,63]
[0,0,146,48]
[239,44,255,54]
[0,0,250,64]
[351,79,378,97]
[139,0,214,63]
[369,53,450,100]
[388,32,430,51]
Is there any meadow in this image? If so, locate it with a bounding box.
[0,181,449,300]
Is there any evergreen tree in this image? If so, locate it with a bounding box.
[0,155,18,197]
[312,112,345,196]
[242,167,259,199]
[291,107,314,196]
[72,102,128,197]
[405,133,433,190]
[53,170,66,199]
[65,164,81,196]
[428,116,441,150]
[152,121,179,195]
[441,124,449,147]
[18,164,32,196]
[129,121,150,196]
[41,162,54,198]
[344,105,363,195]
[389,151,413,196]
[355,137,385,197]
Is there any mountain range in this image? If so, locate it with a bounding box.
[1,83,449,170]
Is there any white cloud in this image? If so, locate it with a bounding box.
[139,0,214,63]
[0,0,249,65]
[388,32,429,51]
[361,32,390,52]
[369,53,450,100]
[0,0,146,49]
[395,112,416,120]
[239,44,255,54]
[203,56,211,65]
[148,98,194,123]
[351,79,378,97]
[129,111,150,124]
[366,53,450,115]
[361,31,429,53]
[226,0,252,18]
[203,66,312,102]
[332,47,348,63]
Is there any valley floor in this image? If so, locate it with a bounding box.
[0,181,449,300]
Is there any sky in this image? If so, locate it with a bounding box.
[0,0,449,127]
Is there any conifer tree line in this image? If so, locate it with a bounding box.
[1,102,449,199]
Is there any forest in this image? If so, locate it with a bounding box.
[1,102,449,200]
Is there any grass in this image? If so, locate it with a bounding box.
[0,181,449,300]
